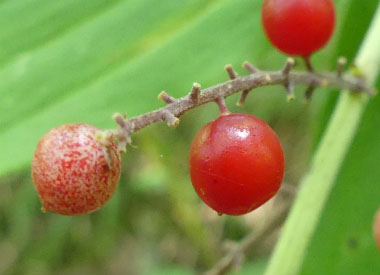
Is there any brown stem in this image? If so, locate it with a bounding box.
[215,96,231,116]
[237,90,250,106]
[190,82,201,103]
[282,58,296,101]
[205,199,291,275]
[336,57,347,78]
[225,64,253,106]
[242,61,259,73]
[158,91,177,104]
[225,64,238,79]
[105,59,375,151]
[305,85,316,102]
[303,56,314,72]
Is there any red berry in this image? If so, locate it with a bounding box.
[32,124,121,216]
[261,0,335,57]
[374,208,380,252]
[189,114,285,216]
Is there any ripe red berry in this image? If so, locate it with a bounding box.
[374,208,380,252]
[261,0,335,57]
[189,114,285,216]
[32,124,121,216]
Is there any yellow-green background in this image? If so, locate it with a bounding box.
[0,0,379,274]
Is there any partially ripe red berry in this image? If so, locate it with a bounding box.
[32,124,121,216]
[373,208,380,252]
[189,114,285,216]
[261,0,335,57]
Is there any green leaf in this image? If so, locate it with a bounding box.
[301,86,380,275]
[0,0,280,178]
[0,0,122,66]
[300,1,380,274]
[312,0,380,149]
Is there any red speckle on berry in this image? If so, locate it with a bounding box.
[32,124,121,216]
[189,114,285,216]
[261,0,335,57]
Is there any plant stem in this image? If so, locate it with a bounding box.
[104,59,374,152]
[303,56,314,72]
[264,4,380,275]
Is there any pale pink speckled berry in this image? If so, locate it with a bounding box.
[32,124,121,216]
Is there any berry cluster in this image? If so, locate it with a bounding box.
[32,0,338,216]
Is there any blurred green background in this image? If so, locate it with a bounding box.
[0,0,379,274]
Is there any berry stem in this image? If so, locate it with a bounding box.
[215,96,231,116]
[158,91,177,104]
[282,58,296,101]
[190,82,201,103]
[304,85,316,102]
[336,56,347,78]
[303,55,314,72]
[265,4,380,275]
[106,62,374,151]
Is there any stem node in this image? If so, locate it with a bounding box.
[337,57,347,78]
[225,64,238,79]
[158,91,176,104]
[162,110,180,128]
[242,61,259,74]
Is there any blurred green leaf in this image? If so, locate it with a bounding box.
[312,0,379,149]
[0,0,378,274]
[0,0,268,177]
[14,216,73,274]
[147,265,193,275]
[0,0,122,66]
[0,0,348,178]
[301,1,380,274]
[7,181,37,248]
[301,84,380,275]
[233,258,267,275]
[1,0,283,273]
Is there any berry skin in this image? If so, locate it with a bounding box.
[374,208,380,252]
[261,0,335,57]
[32,124,121,216]
[189,114,285,216]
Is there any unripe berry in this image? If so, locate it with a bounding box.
[189,114,285,216]
[262,0,336,57]
[32,124,121,216]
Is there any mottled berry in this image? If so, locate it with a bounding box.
[32,124,121,216]
[189,114,285,216]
